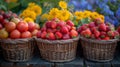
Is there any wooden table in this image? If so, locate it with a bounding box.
[0,44,120,67]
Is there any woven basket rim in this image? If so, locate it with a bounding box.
[35,35,80,44]
[80,36,119,43]
[1,38,33,45]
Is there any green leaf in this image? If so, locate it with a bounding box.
[7,2,20,10]
[0,5,7,11]
[80,17,91,25]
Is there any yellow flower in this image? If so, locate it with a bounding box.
[47,15,54,20]
[24,17,34,23]
[28,2,36,7]
[20,9,37,20]
[92,12,99,17]
[99,15,104,22]
[41,13,49,21]
[83,10,92,18]
[74,11,84,20]
[58,10,70,21]
[59,1,67,9]
[76,16,83,21]
[49,8,60,18]
[27,5,42,16]
[75,11,83,17]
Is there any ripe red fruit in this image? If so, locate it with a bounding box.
[50,21,57,29]
[98,23,107,32]
[89,22,95,28]
[71,27,76,30]
[45,21,51,28]
[35,23,40,30]
[80,28,92,38]
[36,30,41,38]
[61,26,69,34]
[46,32,55,40]
[0,15,3,22]
[55,32,63,39]
[114,31,119,38]
[12,13,18,18]
[21,31,31,38]
[0,23,3,29]
[70,30,78,38]
[66,20,74,27]
[77,27,82,33]
[57,21,66,29]
[10,30,21,39]
[2,19,9,25]
[31,29,38,36]
[63,34,70,40]
[66,25,71,30]
[47,28,53,33]
[3,13,10,19]
[80,25,88,30]
[28,22,36,32]
[100,31,106,38]
[90,27,97,33]
[5,22,16,32]
[52,29,57,33]
[102,36,110,40]
[52,18,60,22]
[93,30,100,38]
[106,26,111,32]
[94,18,103,26]
[41,31,47,39]
[107,31,115,37]
[41,27,47,32]
[17,21,28,32]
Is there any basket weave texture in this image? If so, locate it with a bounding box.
[1,38,34,62]
[36,36,79,62]
[80,36,118,62]
[0,40,2,55]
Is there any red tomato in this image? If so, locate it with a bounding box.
[21,31,31,38]
[17,21,28,32]
[5,22,16,32]
[28,22,36,32]
[10,29,21,39]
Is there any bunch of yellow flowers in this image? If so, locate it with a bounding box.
[74,10,104,22]
[41,1,72,21]
[20,2,42,22]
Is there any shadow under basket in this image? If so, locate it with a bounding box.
[36,36,79,62]
[1,38,34,62]
[80,36,118,62]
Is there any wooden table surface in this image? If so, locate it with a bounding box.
[0,43,120,67]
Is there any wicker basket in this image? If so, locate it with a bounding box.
[0,40,2,55]
[1,38,34,62]
[80,36,118,62]
[36,36,79,62]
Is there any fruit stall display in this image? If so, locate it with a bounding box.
[0,10,40,62]
[0,0,120,64]
[78,18,119,62]
[36,18,79,62]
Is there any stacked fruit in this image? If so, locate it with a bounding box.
[37,18,78,40]
[78,18,119,40]
[0,10,40,39]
